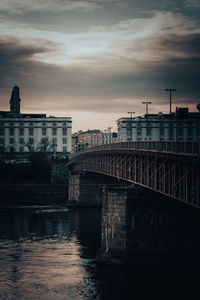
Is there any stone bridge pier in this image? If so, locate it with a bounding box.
[68,171,200,264]
[67,171,118,207]
[97,186,200,264]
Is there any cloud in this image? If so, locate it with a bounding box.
[0,0,100,14]
[185,0,200,8]
[0,11,200,118]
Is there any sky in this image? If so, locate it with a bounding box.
[0,0,200,132]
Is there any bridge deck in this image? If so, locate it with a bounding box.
[69,141,200,208]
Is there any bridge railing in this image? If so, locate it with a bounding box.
[72,141,200,158]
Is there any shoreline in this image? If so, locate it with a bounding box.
[0,183,68,205]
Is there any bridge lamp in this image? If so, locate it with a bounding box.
[142,102,152,117]
[165,88,176,115]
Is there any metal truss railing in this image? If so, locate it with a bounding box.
[72,141,200,158]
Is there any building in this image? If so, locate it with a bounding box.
[72,129,118,152]
[0,86,72,156]
[99,130,118,145]
[77,129,101,147]
[117,107,200,142]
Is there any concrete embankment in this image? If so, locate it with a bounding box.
[0,184,68,205]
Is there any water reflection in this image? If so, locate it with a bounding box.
[0,206,100,300]
[0,204,199,299]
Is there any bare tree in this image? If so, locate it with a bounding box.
[25,139,36,152]
[38,137,51,152]
[0,145,17,164]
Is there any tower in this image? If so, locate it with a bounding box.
[10,85,21,114]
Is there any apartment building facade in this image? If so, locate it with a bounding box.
[0,86,72,155]
[117,107,200,142]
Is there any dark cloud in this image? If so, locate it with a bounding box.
[0,26,200,116]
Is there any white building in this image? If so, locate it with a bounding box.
[100,130,118,145]
[117,107,200,142]
[0,86,72,155]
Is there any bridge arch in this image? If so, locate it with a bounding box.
[68,141,200,208]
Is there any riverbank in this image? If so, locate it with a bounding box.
[0,183,68,205]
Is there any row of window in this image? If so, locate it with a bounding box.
[0,122,68,127]
[126,128,195,136]
[0,128,68,136]
[0,138,67,145]
[1,146,68,152]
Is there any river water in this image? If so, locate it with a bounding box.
[0,203,199,300]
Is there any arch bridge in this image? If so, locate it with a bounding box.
[68,141,200,208]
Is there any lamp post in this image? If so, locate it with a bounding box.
[165,88,176,115]
[127,111,135,141]
[142,101,152,117]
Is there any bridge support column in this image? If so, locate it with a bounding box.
[97,186,200,264]
[96,186,131,264]
[68,171,104,207]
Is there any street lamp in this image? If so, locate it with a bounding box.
[165,88,176,115]
[127,111,135,141]
[142,101,152,117]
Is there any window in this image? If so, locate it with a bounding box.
[137,128,142,135]
[42,128,46,135]
[52,138,57,145]
[177,128,183,136]
[62,128,67,135]
[168,127,173,140]
[42,122,46,126]
[10,128,14,135]
[63,146,67,152]
[29,138,34,144]
[187,127,193,137]
[52,128,57,135]
[63,122,66,127]
[19,146,24,152]
[146,127,151,136]
[52,138,57,151]
[29,128,33,135]
[63,138,67,144]
[10,138,14,144]
[127,129,131,136]
[19,128,24,135]
[0,138,4,144]
[41,137,48,143]
[29,122,33,127]
[19,122,23,126]
[20,138,24,145]
[53,122,56,126]
[0,128,4,135]
[160,128,164,136]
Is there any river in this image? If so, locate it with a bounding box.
[0,203,199,299]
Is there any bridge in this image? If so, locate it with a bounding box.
[67,141,200,264]
[69,141,200,208]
